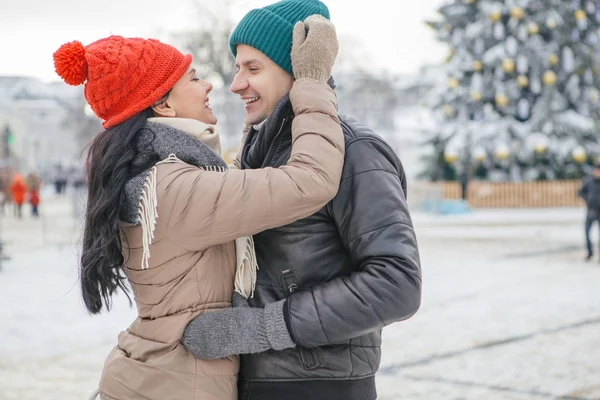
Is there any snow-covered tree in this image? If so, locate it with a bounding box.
[422,0,600,181]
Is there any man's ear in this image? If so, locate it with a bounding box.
[151,100,177,118]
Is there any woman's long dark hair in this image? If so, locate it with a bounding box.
[80,107,161,314]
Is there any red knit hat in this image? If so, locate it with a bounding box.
[53,36,192,128]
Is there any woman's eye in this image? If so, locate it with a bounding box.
[191,75,200,81]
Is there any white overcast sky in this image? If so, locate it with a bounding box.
[0,0,447,83]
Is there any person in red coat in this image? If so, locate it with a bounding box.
[9,174,26,218]
[26,173,41,217]
[29,188,40,217]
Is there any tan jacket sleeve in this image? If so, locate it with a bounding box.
[163,80,344,251]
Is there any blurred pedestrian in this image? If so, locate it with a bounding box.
[26,174,41,218]
[29,189,40,217]
[71,166,87,220]
[579,165,600,261]
[459,168,470,201]
[52,164,68,194]
[9,173,26,218]
[0,173,8,216]
[28,189,40,218]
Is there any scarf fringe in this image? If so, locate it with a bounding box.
[136,154,258,300]
[234,235,259,298]
[137,154,179,270]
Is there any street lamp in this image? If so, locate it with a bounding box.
[2,124,14,158]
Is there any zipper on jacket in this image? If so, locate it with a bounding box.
[281,269,321,370]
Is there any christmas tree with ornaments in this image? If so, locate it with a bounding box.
[422,0,600,181]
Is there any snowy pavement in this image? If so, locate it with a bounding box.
[1,195,599,400]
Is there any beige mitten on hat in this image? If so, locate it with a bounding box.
[291,15,339,82]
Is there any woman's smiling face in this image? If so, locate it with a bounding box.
[155,67,217,124]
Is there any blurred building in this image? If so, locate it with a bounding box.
[0,76,90,178]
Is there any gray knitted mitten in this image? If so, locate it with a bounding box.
[182,294,295,359]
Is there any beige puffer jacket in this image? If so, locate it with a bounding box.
[98,80,344,400]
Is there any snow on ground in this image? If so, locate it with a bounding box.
[1,193,599,399]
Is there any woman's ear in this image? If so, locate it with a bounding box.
[151,100,177,118]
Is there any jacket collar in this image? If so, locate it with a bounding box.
[241,77,338,170]
[241,94,294,169]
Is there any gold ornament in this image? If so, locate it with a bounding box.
[464,0,476,3]
[474,148,486,162]
[548,53,559,66]
[527,23,540,35]
[534,143,547,154]
[448,77,460,89]
[546,18,557,29]
[489,11,502,22]
[472,60,483,71]
[517,75,529,87]
[502,59,516,73]
[543,70,557,85]
[443,105,453,116]
[510,7,525,19]
[472,91,482,101]
[495,94,510,107]
[496,145,510,160]
[574,9,587,21]
[444,151,459,163]
[572,146,587,163]
[534,145,546,154]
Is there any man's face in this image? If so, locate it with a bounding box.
[230,45,294,126]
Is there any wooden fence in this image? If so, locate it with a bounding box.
[440,180,585,208]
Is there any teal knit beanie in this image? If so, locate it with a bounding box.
[229,0,330,76]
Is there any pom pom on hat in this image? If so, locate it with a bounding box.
[54,40,88,86]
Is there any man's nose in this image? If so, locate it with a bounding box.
[230,72,248,94]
